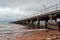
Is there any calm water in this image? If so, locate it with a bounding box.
[0,21,9,24]
[40,21,45,25]
[0,21,47,40]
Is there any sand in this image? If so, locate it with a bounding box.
[11,30,60,40]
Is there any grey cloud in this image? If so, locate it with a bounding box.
[0,0,60,22]
[0,0,42,7]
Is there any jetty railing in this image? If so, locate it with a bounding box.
[40,3,60,15]
[20,3,60,20]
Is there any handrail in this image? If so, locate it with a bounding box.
[40,3,60,14]
[32,3,60,17]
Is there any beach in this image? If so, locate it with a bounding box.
[0,24,60,40]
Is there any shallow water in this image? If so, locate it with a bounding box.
[0,23,47,40]
[0,24,26,40]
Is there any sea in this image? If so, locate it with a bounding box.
[0,21,47,40]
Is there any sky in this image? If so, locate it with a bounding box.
[0,0,60,23]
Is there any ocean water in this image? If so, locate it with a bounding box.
[40,21,45,25]
[0,21,47,40]
[0,21,9,24]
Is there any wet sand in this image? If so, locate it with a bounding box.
[11,30,60,40]
[0,24,60,40]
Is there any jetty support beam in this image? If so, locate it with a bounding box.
[37,17,40,28]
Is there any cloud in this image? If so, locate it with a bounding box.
[0,0,60,22]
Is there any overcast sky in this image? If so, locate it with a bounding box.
[0,0,60,22]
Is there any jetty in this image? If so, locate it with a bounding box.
[11,3,60,30]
